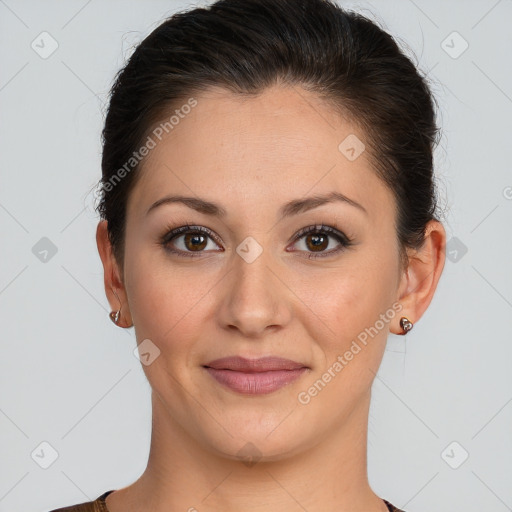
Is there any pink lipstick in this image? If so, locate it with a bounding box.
[203,356,308,395]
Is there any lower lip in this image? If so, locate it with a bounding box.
[204,367,308,395]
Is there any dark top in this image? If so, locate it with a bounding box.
[48,489,407,511]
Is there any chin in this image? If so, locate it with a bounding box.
[194,409,317,464]
[207,432,304,464]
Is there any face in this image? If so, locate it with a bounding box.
[120,84,404,460]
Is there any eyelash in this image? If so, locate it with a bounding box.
[160,223,354,259]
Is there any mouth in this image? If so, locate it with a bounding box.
[203,356,309,395]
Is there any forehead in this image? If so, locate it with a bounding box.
[126,84,393,224]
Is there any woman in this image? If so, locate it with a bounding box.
[50,0,445,510]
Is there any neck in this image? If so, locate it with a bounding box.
[107,390,387,512]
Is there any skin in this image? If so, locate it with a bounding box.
[96,83,446,512]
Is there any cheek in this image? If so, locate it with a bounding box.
[297,242,400,357]
[123,235,208,346]
[128,266,207,342]
[125,259,212,400]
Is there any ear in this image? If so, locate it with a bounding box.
[96,220,133,328]
[392,220,446,334]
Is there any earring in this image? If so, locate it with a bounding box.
[110,287,122,326]
[109,288,133,328]
[399,317,413,335]
[109,310,120,324]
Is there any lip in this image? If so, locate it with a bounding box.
[203,356,309,395]
[205,356,307,372]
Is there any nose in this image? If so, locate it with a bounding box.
[217,245,292,339]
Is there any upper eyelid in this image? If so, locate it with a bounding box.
[293,224,348,239]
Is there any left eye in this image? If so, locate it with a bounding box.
[289,225,352,258]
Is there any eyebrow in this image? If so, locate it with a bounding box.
[145,191,368,219]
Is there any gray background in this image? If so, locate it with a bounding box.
[1,0,511,511]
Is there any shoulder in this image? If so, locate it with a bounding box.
[46,490,114,512]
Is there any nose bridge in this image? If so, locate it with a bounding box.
[219,236,290,336]
[233,241,272,300]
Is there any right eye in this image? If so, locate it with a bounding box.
[160,224,223,257]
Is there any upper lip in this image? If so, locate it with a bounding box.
[204,356,307,372]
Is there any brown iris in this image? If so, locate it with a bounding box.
[305,233,328,252]
[184,233,208,251]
